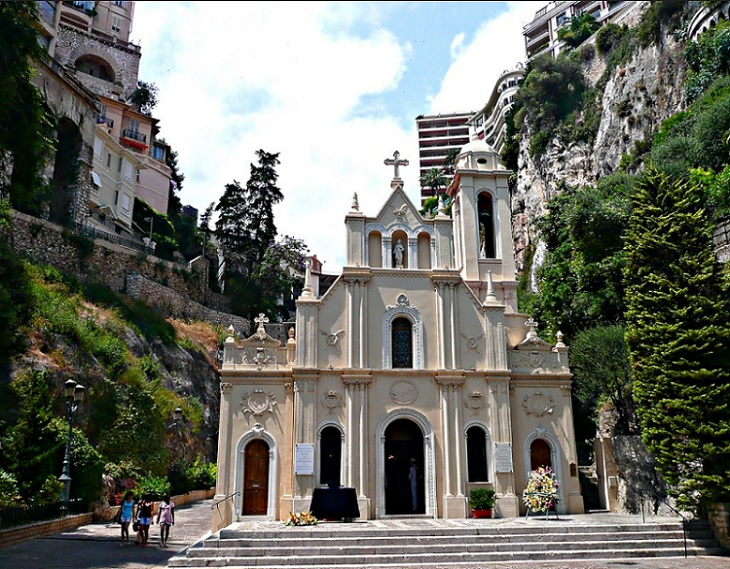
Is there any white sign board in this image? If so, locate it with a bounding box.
[494,442,514,473]
[295,443,314,475]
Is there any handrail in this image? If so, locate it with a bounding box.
[636,487,689,558]
[210,491,239,510]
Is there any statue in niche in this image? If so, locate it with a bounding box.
[393,239,405,268]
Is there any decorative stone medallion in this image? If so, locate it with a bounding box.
[241,389,277,417]
[390,381,418,405]
[465,391,485,411]
[522,392,555,417]
[323,390,343,412]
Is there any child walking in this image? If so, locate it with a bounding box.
[119,491,136,546]
[156,494,175,547]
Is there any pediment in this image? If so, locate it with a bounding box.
[373,186,424,228]
[515,334,554,351]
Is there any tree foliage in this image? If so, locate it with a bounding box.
[0,1,54,209]
[532,175,633,340]
[557,13,600,49]
[128,81,159,116]
[569,324,636,435]
[215,150,307,322]
[623,166,730,512]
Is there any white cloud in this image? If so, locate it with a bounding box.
[132,2,538,273]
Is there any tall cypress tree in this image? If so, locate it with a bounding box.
[623,166,730,512]
[215,150,295,322]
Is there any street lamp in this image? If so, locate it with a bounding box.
[59,379,85,510]
[144,216,154,242]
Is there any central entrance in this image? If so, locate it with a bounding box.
[384,418,424,514]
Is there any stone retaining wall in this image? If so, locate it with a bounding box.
[0,512,93,549]
[708,503,730,548]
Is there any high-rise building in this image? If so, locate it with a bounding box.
[523,1,634,60]
[416,112,473,205]
[467,64,525,156]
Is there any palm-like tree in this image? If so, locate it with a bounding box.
[420,168,446,197]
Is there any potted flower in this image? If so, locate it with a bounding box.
[468,487,496,518]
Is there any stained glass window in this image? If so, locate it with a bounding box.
[392,317,412,368]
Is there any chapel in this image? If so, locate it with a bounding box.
[212,139,585,530]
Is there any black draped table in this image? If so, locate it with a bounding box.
[309,487,360,522]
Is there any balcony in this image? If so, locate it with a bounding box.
[121,129,147,150]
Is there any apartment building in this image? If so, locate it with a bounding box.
[467,64,525,156]
[43,0,172,238]
[523,1,633,60]
[416,112,473,204]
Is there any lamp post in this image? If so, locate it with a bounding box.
[59,379,85,511]
[170,407,183,429]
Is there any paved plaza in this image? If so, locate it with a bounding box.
[0,500,728,569]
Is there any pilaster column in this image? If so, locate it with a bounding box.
[408,237,417,269]
[449,283,458,369]
[434,282,446,369]
[383,237,392,268]
[215,382,233,496]
[343,374,372,498]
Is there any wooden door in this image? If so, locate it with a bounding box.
[243,439,269,515]
[530,438,552,471]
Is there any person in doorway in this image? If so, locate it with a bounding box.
[156,494,175,547]
[118,491,136,546]
[136,492,155,547]
[408,458,418,512]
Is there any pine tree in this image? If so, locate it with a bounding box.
[623,166,730,511]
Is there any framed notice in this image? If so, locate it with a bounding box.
[494,442,513,473]
[295,443,314,475]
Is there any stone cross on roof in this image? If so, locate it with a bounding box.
[384,150,409,180]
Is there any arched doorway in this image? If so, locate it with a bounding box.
[384,419,424,514]
[243,439,269,515]
[530,438,552,471]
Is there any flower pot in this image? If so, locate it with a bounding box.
[472,508,492,519]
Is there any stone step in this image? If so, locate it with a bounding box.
[167,517,728,569]
[169,547,728,568]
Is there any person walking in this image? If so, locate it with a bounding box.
[156,494,175,547]
[118,491,136,546]
[135,493,155,547]
[408,458,418,512]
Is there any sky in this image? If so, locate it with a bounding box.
[131,1,545,272]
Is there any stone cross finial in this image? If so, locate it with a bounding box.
[384,150,409,180]
[255,313,269,333]
[351,192,360,211]
[525,317,538,340]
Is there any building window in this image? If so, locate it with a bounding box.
[117,157,122,172]
[319,426,342,487]
[135,168,140,183]
[93,136,103,159]
[391,317,413,368]
[466,426,489,482]
[113,1,124,6]
[106,152,112,168]
[152,145,165,161]
[111,15,121,32]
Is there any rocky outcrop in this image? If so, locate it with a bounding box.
[512,2,689,280]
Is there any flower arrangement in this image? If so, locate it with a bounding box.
[285,511,319,526]
[522,466,559,513]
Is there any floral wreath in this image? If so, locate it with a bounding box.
[285,511,318,526]
[522,466,559,513]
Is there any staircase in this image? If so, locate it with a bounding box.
[168,515,728,568]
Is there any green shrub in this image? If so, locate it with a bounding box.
[596,23,627,54]
[186,456,217,490]
[136,475,171,500]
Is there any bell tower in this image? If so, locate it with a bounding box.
[448,137,517,309]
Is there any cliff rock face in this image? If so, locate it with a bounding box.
[512,4,689,282]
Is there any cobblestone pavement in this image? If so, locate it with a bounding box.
[0,503,728,569]
[0,499,214,569]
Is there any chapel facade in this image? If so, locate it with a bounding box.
[212,139,585,530]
